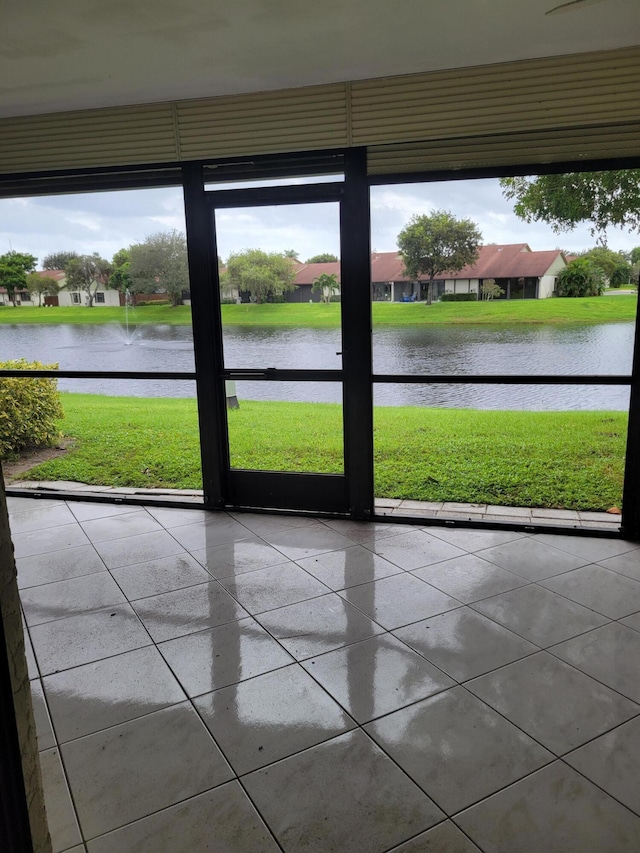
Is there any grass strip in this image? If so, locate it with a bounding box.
[14,393,626,511]
[0,296,636,327]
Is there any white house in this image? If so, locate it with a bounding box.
[0,288,34,306]
[34,270,121,307]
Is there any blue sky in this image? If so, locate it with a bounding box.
[0,177,637,268]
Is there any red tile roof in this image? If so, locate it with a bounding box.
[292,245,564,284]
[293,261,341,285]
[35,270,66,281]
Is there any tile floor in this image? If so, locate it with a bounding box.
[9,496,640,852]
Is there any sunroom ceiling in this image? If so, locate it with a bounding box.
[2,0,639,119]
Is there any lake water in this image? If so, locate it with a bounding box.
[0,322,634,410]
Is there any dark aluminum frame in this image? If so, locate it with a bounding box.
[0,149,637,536]
[185,147,373,515]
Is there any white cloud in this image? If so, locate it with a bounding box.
[0,176,637,269]
[65,215,102,232]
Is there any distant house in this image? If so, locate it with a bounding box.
[370,244,567,301]
[286,244,566,303]
[288,261,341,302]
[32,270,121,307]
[0,287,34,306]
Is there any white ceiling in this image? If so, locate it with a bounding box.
[1,0,639,119]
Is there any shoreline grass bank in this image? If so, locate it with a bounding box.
[0,295,636,328]
[7,393,626,511]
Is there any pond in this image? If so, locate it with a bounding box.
[0,321,633,410]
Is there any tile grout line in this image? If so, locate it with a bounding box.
[15,498,640,849]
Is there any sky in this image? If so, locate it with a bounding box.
[0,176,637,269]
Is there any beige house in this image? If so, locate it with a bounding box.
[286,245,567,303]
[33,270,121,307]
[369,244,566,301]
[0,287,34,306]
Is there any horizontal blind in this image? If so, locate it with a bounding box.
[0,46,638,176]
[0,104,178,173]
[352,49,640,147]
[367,123,640,175]
[176,84,348,160]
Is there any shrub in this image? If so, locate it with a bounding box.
[609,262,632,288]
[556,259,605,297]
[0,359,64,457]
[135,299,171,306]
[440,292,478,302]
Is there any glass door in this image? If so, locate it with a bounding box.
[207,184,350,512]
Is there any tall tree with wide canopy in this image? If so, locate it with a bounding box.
[65,254,112,307]
[578,246,632,286]
[500,170,640,236]
[397,211,482,304]
[0,251,37,305]
[224,250,297,303]
[578,246,629,279]
[42,250,79,271]
[128,231,189,307]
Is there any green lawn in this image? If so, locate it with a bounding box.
[14,393,626,511]
[0,295,636,327]
[0,305,193,326]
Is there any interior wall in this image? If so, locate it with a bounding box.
[0,480,51,852]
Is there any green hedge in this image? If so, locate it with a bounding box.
[0,359,64,457]
[440,293,478,302]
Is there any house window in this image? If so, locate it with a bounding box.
[72,292,81,304]
[95,292,105,303]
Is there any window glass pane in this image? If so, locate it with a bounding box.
[205,174,344,191]
[370,173,638,378]
[227,381,343,474]
[1,378,203,498]
[215,202,342,371]
[373,383,627,525]
[0,186,192,373]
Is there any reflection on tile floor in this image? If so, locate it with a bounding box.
[9,496,640,852]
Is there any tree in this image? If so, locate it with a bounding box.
[609,261,633,288]
[225,249,297,303]
[109,247,132,293]
[128,231,189,307]
[630,247,640,266]
[556,258,605,297]
[578,247,628,279]
[42,250,79,271]
[26,272,58,306]
[283,249,299,259]
[574,247,632,288]
[480,279,504,301]
[397,210,482,305]
[312,273,340,303]
[306,253,338,264]
[65,254,112,307]
[0,251,37,305]
[500,171,640,236]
